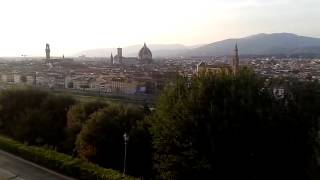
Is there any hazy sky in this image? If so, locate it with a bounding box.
[0,0,319,56]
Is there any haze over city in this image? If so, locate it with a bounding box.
[0,0,319,56]
[0,0,320,179]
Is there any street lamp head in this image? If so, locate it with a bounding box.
[123,132,129,142]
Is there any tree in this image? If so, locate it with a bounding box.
[148,69,320,180]
[38,94,76,149]
[65,101,108,153]
[75,104,151,178]
[0,88,49,135]
[127,120,153,179]
[0,88,76,149]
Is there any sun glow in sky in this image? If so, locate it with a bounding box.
[0,0,319,56]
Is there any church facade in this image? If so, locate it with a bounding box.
[138,43,152,64]
[111,43,153,65]
[196,43,240,75]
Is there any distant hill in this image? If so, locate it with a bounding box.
[182,33,320,57]
[74,44,200,58]
[74,33,320,58]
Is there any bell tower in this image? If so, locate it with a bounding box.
[45,43,50,60]
[110,53,114,64]
[117,48,122,64]
[232,43,239,74]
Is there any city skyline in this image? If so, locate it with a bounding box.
[0,0,319,56]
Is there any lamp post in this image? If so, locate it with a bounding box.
[123,132,129,176]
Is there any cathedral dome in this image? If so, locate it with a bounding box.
[138,43,152,63]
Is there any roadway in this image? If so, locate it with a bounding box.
[0,149,75,180]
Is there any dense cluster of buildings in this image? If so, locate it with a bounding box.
[0,43,164,95]
[246,57,320,81]
[0,43,319,98]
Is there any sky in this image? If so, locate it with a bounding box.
[0,0,319,56]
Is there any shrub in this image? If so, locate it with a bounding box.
[0,135,137,180]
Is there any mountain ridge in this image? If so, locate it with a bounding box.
[74,33,320,58]
[181,33,320,57]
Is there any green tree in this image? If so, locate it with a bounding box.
[0,88,49,135]
[65,101,108,153]
[148,69,320,180]
[38,94,76,149]
[76,104,151,178]
[0,88,76,149]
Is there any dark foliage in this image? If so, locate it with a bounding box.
[149,69,320,180]
[0,135,137,180]
[0,88,76,149]
[76,104,152,178]
[65,101,108,153]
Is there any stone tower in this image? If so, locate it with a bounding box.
[232,43,239,74]
[45,43,50,60]
[110,53,114,64]
[117,48,122,64]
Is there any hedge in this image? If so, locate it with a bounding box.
[0,135,137,180]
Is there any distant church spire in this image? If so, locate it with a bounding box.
[45,43,50,60]
[232,43,239,74]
